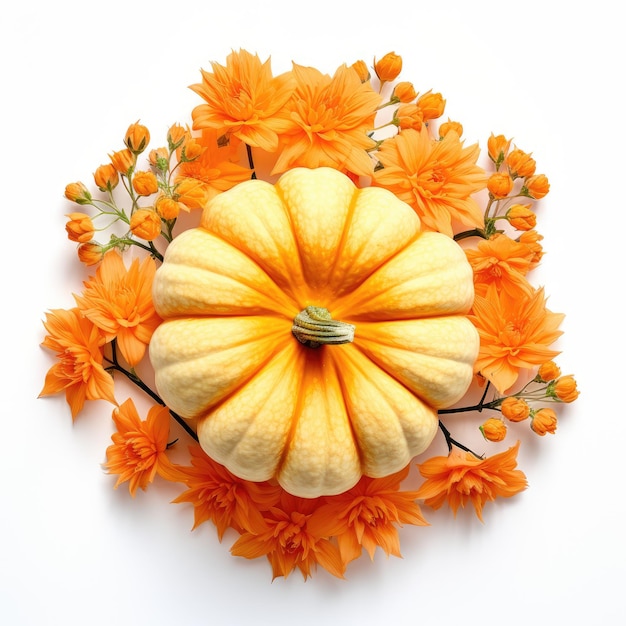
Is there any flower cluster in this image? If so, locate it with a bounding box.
[40,50,578,580]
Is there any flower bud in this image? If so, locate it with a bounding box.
[149,147,170,170]
[554,376,579,403]
[175,177,208,210]
[439,120,463,139]
[65,212,95,243]
[487,133,511,166]
[64,182,92,204]
[109,148,135,175]
[167,123,188,150]
[124,121,150,154]
[500,397,530,422]
[181,138,204,162]
[93,163,119,192]
[374,51,402,83]
[522,174,550,199]
[132,170,159,196]
[77,242,104,266]
[506,148,536,178]
[155,195,182,220]
[130,208,162,241]
[351,60,370,83]
[394,103,424,131]
[480,417,507,442]
[417,91,446,121]
[389,81,416,104]
[530,408,557,436]
[538,361,561,382]
[518,230,544,268]
[507,203,536,230]
[487,172,514,199]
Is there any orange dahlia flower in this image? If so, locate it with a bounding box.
[74,251,161,366]
[373,127,487,236]
[190,49,295,152]
[416,442,527,521]
[469,284,564,393]
[105,399,180,496]
[306,465,428,565]
[40,308,116,418]
[271,63,381,176]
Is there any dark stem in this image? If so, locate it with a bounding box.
[453,228,487,241]
[438,421,484,459]
[106,340,199,442]
[437,381,495,414]
[246,144,257,179]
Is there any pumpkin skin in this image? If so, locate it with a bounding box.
[149,167,479,498]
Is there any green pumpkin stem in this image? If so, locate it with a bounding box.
[292,306,355,348]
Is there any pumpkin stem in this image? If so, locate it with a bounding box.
[292,306,355,348]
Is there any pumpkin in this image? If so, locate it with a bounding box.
[149,167,479,498]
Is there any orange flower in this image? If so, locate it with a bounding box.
[351,59,370,82]
[416,91,446,121]
[465,234,534,298]
[392,81,417,103]
[518,229,544,269]
[109,148,135,175]
[176,129,252,203]
[40,308,116,418]
[172,445,281,539]
[523,174,550,199]
[230,493,345,580]
[373,127,487,236]
[190,49,295,152]
[487,133,511,166]
[93,163,119,191]
[130,208,161,241]
[64,182,91,204]
[530,408,557,436]
[500,397,530,422]
[553,375,579,403]
[271,63,381,177]
[480,417,507,442]
[538,360,561,382]
[415,442,527,521]
[155,195,182,220]
[124,121,150,154]
[439,119,463,139]
[65,212,95,243]
[394,103,424,131]
[74,251,161,365]
[105,399,180,496]
[374,51,402,83]
[506,148,536,178]
[507,203,537,230]
[131,170,159,196]
[469,284,564,393]
[487,172,514,199]
[77,242,104,266]
[306,466,428,565]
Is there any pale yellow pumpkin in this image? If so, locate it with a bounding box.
[149,167,479,498]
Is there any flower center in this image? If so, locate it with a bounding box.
[291,306,355,349]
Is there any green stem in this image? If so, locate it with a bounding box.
[292,306,355,348]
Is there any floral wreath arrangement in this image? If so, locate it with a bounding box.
[40,50,579,580]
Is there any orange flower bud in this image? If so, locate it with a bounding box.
[394,103,424,131]
[518,229,544,268]
[507,203,537,230]
[374,51,402,83]
[480,417,507,442]
[351,60,370,83]
[149,147,170,169]
[175,177,208,210]
[77,242,104,266]
[487,133,511,165]
[531,408,557,436]
[65,212,95,243]
[155,196,181,220]
[392,81,417,103]
[417,91,446,121]
[130,208,162,241]
[93,163,119,192]
[167,123,188,149]
[64,182,92,204]
[500,397,530,422]
[124,121,150,154]
[487,172,514,199]
[180,138,204,162]
[538,361,561,382]
[132,170,159,196]
[439,120,463,139]
[506,148,536,178]
[109,148,135,175]
[554,376,579,403]
[523,174,550,199]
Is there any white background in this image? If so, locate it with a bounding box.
[2,1,624,624]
